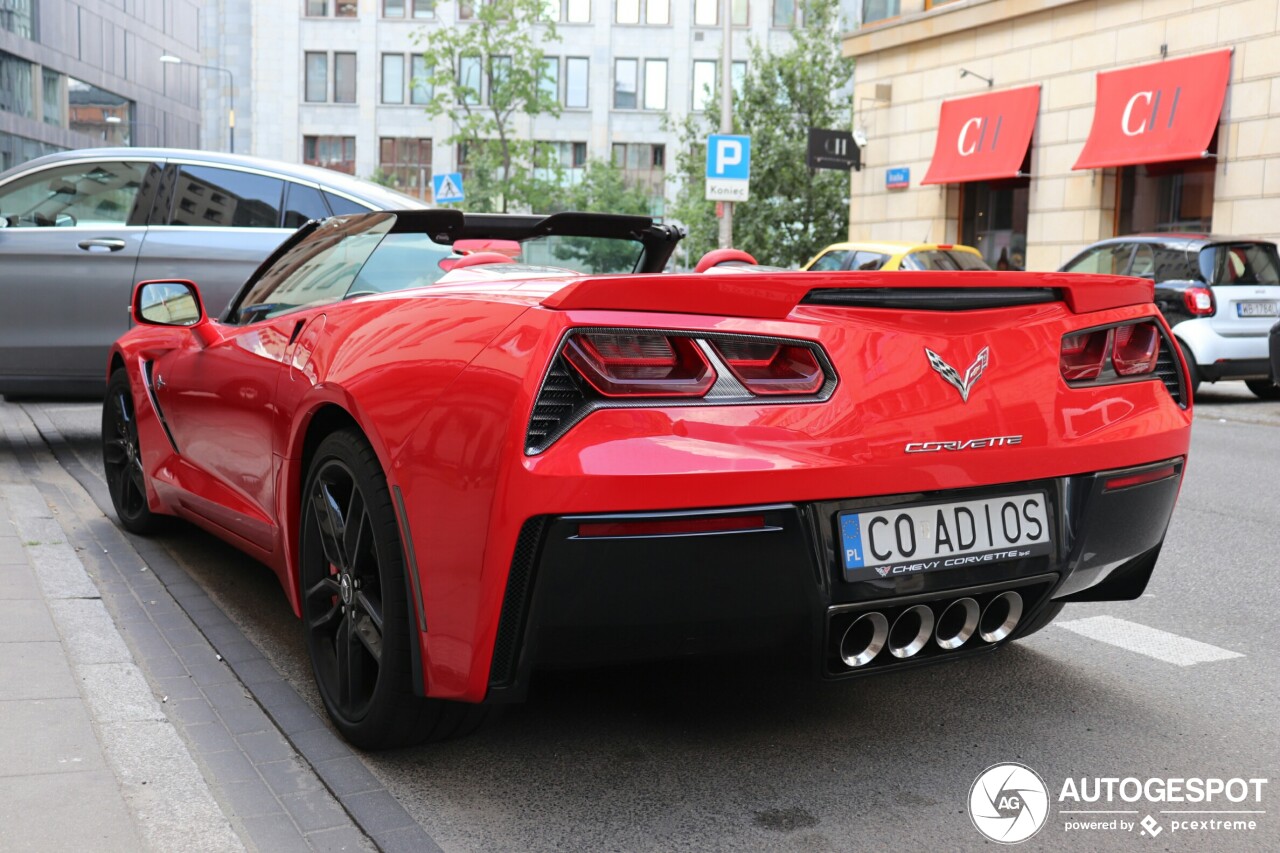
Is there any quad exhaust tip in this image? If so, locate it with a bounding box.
[978,591,1024,643]
[934,597,980,650]
[888,605,935,659]
[839,611,888,667]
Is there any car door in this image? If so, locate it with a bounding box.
[151,214,395,550]
[0,157,160,391]
[133,161,293,320]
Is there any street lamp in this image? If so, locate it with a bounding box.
[160,54,235,153]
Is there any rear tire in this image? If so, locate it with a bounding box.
[102,369,161,534]
[299,428,487,750]
[1245,379,1280,400]
[1177,341,1201,397]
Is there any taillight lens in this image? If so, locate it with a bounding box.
[1112,321,1160,375]
[1183,286,1215,316]
[563,332,715,397]
[710,340,824,395]
[1060,328,1111,381]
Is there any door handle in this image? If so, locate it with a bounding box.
[77,238,127,252]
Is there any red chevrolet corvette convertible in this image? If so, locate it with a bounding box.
[105,211,1192,748]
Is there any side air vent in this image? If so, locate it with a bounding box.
[526,357,588,453]
[489,517,546,688]
[802,288,1060,311]
[1154,332,1186,408]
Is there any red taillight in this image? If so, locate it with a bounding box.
[1112,321,1161,376]
[1183,286,1215,316]
[711,340,825,395]
[563,332,715,397]
[576,514,766,538]
[1060,328,1111,381]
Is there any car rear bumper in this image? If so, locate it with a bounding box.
[484,457,1184,701]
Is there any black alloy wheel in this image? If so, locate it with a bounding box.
[1177,341,1202,397]
[300,428,488,749]
[102,369,159,534]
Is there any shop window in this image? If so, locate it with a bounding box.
[304,135,356,174]
[960,179,1029,270]
[379,137,432,199]
[1118,161,1215,235]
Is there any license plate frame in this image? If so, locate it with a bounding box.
[839,491,1053,582]
[1237,301,1279,318]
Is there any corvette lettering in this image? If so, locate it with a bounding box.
[905,435,1024,453]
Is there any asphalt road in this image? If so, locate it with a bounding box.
[21,381,1280,852]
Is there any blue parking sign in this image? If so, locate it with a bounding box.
[706,134,751,180]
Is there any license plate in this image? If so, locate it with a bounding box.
[1237,301,1279,317]
[840,492,1052,581]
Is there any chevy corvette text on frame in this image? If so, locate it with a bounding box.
[104,211,1193,749]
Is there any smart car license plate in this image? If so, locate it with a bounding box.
[1237,301,1279,317]
[839,492,1052,581]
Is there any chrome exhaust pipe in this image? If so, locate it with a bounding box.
[839,612,889,667]
[934,597,980,650]
[978,591,1024,643]
[888,605,935,659]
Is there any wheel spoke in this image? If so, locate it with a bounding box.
[304,576,343,630]
[343,489,366,571]
[337,615,365,710]
[356,590,383,633]
[103,438,127,465]
[335,615,352,707]
[128,462,147,500]
[352,611,383,663]
[310,480,347,570]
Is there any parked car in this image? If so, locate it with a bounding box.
[0,147,424,398]
[1060,234,1280,399]
[803,240,991,272]
[106,209,1191,748]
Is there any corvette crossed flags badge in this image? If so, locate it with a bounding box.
[925,347,990,403]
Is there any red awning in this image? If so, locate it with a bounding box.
[1073,49,1231,170]
[921,85,1040,185]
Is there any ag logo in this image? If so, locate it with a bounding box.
[968,762,1049,844]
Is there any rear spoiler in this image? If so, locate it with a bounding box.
[542,271,1154,319]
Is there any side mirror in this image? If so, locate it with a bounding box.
[133,280,206,327]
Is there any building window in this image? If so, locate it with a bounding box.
[773,0,795,26]
[304,52,327,102]
[411,56,432,104]
[304,135,356,174]
[384,0,405,15]
[1,0,35,39]
[565,57,588,108]
[459,55,482,104]
[306,0,358,15]
[0,50,34,119]
[643,59,666,111]
[379,137,432,199]
[691,59,747,111]
[540,57,559,102]
[491,55,513,100]
[566,0,590,22]
[1118,162,1215,235]
[536,140,588,185]
[41,69,62,127]
[335,53,356,103]
[336,1,358,15]
[306,0,328,16]
[614,59,637,109]
[694,0,716,25]
[648,0,669,24]
[382,55,404,103]
[413,0,435,17]
[66,77,131,145]
[862,0,899,24]
[732,0,747,24]
[616,0,639,23]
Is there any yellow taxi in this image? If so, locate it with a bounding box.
[802,241,993,272]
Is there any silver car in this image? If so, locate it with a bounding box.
[0,148,425,398]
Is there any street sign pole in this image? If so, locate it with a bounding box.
[718,0,733,249]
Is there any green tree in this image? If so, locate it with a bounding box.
[543,158,659,272]
[414,0,561,212]
[670,0,854,267]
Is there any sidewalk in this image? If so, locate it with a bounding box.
[0,402,383,853]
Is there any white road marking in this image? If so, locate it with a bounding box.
[1054,616,1244,666]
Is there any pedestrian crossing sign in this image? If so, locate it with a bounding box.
[432,172,465,204]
